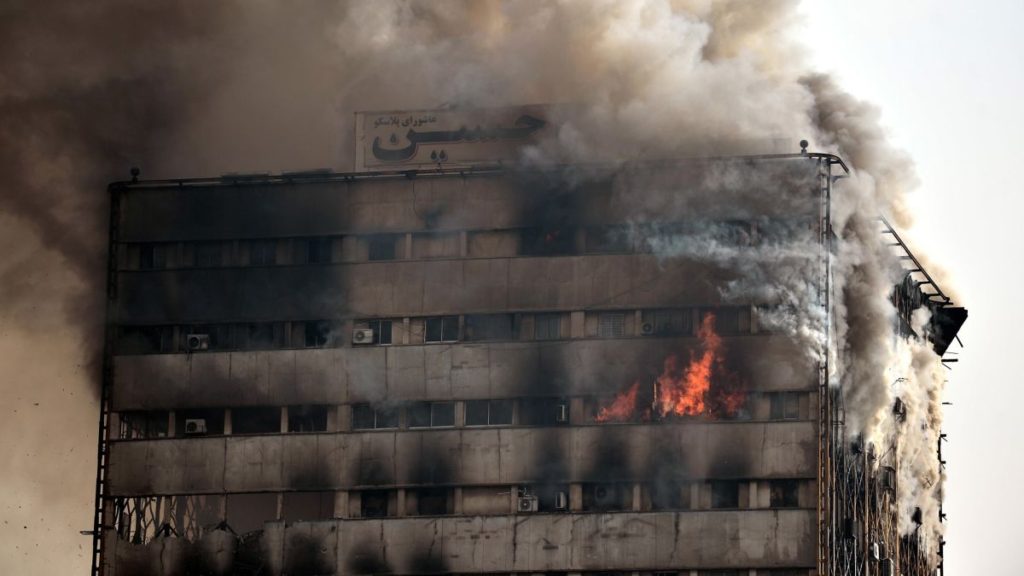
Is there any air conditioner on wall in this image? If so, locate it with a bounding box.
[517,496,538,513]
[186,334,210,351]
[352,329,374,345]
[640,322,655,335]
[184,419,207,435]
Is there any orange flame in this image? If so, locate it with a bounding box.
[654,313,721,417]
[595,381,641,422]
[595,312,746,422]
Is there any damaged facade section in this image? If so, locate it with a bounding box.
[92,142,960,575]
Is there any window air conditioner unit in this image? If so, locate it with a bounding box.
[517,496,538,513]
[352,329,374,345]
[554,491,568,511]
[592,485,615,507]
[186,334,210,351]
[640,322,655,336]
[556,402,569,423]
[184,418,207,435]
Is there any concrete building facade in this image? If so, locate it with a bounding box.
[91,112,956,575]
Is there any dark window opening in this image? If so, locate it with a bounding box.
[368,234,399,261]
[368,319,393,345]
[710,480,740,509]
[597,312,625,338]
[708,307,743,335]
[414,488,450,516]
[464,314,515,341]
[519,397,569,426]
[520,227,576,256]
[352,404,399,430]
[282,491,333,522]
[249,240,277,266]
[408,402,455,428]
[231,406,281,435]
[641,309,692,336]
[424,316,459,343]
[304,320,333,348]
[650,481,690,511]
[118,326,174,354]
[770,392,801,420]
[138,243,166,270]
[465,399,514,426]
[118,411,169,440]
[176,409,225,437]
[288,405,329,433]
[361,490,393,518]
[246,322,282,350]
[305,237,331,264]
[533,313,561,340]
[585,226,631,253]
[581,483,630,512]
[194,242,223,267]
[769,479,800,508]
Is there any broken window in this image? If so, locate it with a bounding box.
[464,314,515,341]
[367,234,399,261]
[118,325,174,354]
[360,490,394,518]
[465,399,514,426]
[231,406,281,435]
[710,480,740,509]
[351,404,399,430]
[533,313,561,340]
[248,239,277,265]
[581,483,630,512]
[288,405,329,433]
[411,231,460,259]
[118,411,169,439]
[769,480,800,508]
[408,401,455,428]
[307,237,332,264]
[424,316,459,343]
[770,392,801,420]
[412,488,450,516]
[519,397,569,426]
[641,309,693,336]
[597,312,625,338]
[176,408,225,436]
[585,225,631,253]
[282,491,334,522]
[225,493,277,535]
[520,226,576,256]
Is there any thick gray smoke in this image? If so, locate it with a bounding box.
[0,1,954,572]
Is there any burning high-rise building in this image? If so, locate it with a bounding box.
[91,106,965,576]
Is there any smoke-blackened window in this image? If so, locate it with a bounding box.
[533,313,561,340]
[464,314,516,341]
[411,488,451,516]
[520,226,576,256]
[581,483,631,511]
[597,312,625,338]
[710,480,740,509]
[118,411,169,439]
[408,401,455,428]
[641,309,693,336]
[231,406,281,435]
[287,405,329,432]
[351,404,399,430]
[138,243,167,270]
[282,491,333,522]
[367,234,399,261]
[770,392,801,420]
[193,242,224,267]
[465,399,513,426]
[248,239,277,265]
[360,490,394,518]
[519,397,569,426]
[769,479,800,508]
[424,316,459,343]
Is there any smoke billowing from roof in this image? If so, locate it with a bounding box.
[0,0,955,571]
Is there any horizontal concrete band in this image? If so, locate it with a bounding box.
[107,509,816,574]
[107,421,816,496]
[112,336,817,411]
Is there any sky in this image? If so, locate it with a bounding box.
[802,1,1024,574]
